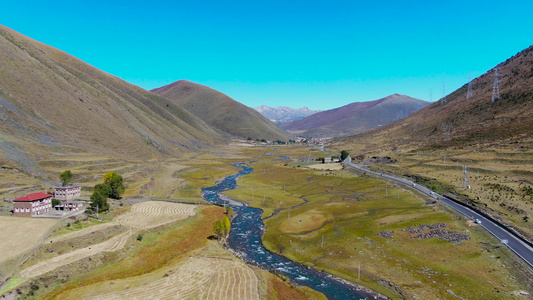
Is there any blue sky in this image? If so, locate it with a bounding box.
[1,1,532,110]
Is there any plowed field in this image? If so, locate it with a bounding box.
[114,201,196,229]
[87,257,259,300]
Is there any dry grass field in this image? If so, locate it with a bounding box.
[307,163,343,170]
[0,217,58,264]
[17,201,197,281]
[0,216,59,282]
[86,256,260,300]
[113,201,196,230]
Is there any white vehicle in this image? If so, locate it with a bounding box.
[475,219,482,224]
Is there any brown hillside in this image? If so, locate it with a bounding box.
[152,80,289,141]
[0,24,223,176]
[282,94,428,138]
[338,45,533,152]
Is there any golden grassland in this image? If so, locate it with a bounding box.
[224,146,533,299]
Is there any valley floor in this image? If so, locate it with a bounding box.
[0,143,531,299]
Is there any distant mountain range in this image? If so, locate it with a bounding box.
[254,105,321,125]
[281,94,429,138]
[152,80,288,141]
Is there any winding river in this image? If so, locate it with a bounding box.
[202,162,381,300]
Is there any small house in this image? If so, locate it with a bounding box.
[13,192,53,217]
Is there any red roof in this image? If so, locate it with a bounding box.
[13,192,53,202]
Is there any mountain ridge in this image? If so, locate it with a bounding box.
[152,80,289,141]
[336,44,533,152]
[282,94,429,138]
[0,24,223,175]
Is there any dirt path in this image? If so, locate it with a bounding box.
[86,257,259,300]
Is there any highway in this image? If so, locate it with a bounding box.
[343,157,533,268]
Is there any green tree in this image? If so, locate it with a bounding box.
[59,170,73,187]
[52,198,61,207]
[340,150,350,161]
[103,172,125,199]
[90,183,110,211]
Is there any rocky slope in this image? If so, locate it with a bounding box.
[254,105,321,125]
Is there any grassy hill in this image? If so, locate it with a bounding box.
[152,80,289,141]
[0,24,224,181]
[281,94,428,138]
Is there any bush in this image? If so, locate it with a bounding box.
[137,234,143,241]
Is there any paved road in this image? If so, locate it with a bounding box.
[343,158,533,268]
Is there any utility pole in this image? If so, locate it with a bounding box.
[442,124,453,141]
[492,67,502,103]
[467,75,474,99]
[464,166,470,189]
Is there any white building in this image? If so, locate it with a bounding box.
[54,185,81,201]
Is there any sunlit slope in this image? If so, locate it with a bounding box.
[152,80,289,141]
[0,25,223,173]
[282,94,428,138]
